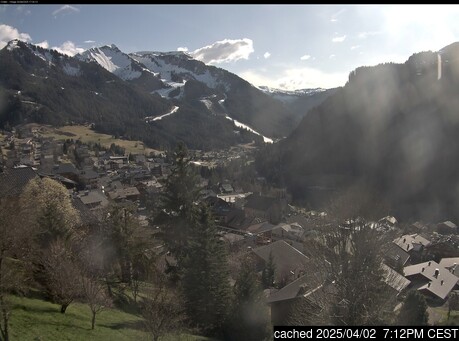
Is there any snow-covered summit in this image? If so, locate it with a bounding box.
[77,44,143,80]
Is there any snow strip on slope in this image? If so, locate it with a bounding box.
[225,115,273,143]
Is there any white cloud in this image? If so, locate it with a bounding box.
[332,35,346,43]
[263,52,271,59]
[240,67,347,90]
[52,5,79,17]
[52,41,84,56]
[191,38,254,64]
[351,45,361,50]
[177,46,188,52]
[357,31,380,39]
[329,54,336,59]
[300,54,311,61]
[35,40,49,49]
[0,24,31,49]
[84,40,96,44]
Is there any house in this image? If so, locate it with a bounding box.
[220,182,234,194]
[54,162,80,182]
[381,263,411,296]
[437,221,458,235]
[80,168,99,189]
[78,189,109,210]
[378,215,398,228]
[393,234,431,253]
[107,186,141,202]
[385,242,411,269]
[252,240,310,286]
[0,166,38,198]
[403,261,459,301]
[266,274,325,325]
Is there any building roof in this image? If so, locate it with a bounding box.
[253,240,310,280]
[379,215,398,225]
[403,261,459,300]
[439,221,457,229]
[107,186,140,200]
[386,242,411,266]
[71,196,98,224]
[394,234,431,252]
[79,190,109,207]
[382,263,411,293]
[54,162,79,175]
[0,166,38,197]
[267,275,311,303]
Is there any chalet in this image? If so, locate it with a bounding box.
[393,234,431,254]
[252,240,310,286]
[78,189,109,210]
[385,242,411,269]
[403,261,459,301]
[0,166,38,199]
[80,168,99,189]
[107,186,141,202]
[437,221,458,235]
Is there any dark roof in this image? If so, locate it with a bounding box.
[253,240,310,281]
[245,194,276,211]
[71,196,98,225]
[55,163,79,175]
[404,261,458,300]
[386,242,411,266]
[0,167,38,197]
[382,264,411,293]
[267,275,310,303]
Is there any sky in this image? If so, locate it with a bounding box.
[2,4,459,90]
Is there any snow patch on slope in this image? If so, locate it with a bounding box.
[145,106,180,123]
[225,115,273,143]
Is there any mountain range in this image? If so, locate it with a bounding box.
[0,40,333,150]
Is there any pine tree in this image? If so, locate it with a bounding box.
[181,205,231,337]
[397,290,429,326]
[156,142,201,265]
[262,251,276,289]
[229,256,271,341]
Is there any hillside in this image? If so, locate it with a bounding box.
[257,42,459,222]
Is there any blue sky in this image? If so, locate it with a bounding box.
[2,4,459,90]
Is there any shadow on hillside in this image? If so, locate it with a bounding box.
[14,302,57,314]
[101,320,145,331]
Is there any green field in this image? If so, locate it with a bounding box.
[31,124,163,156]
[7,295,214,341]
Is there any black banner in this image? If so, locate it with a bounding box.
[273,326,459,340]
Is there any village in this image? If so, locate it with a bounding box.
[1,124,459,326]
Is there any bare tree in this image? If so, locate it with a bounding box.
[80,274,112,330]
[140,271,186,341]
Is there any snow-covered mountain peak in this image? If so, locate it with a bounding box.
[78,45,142,80]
